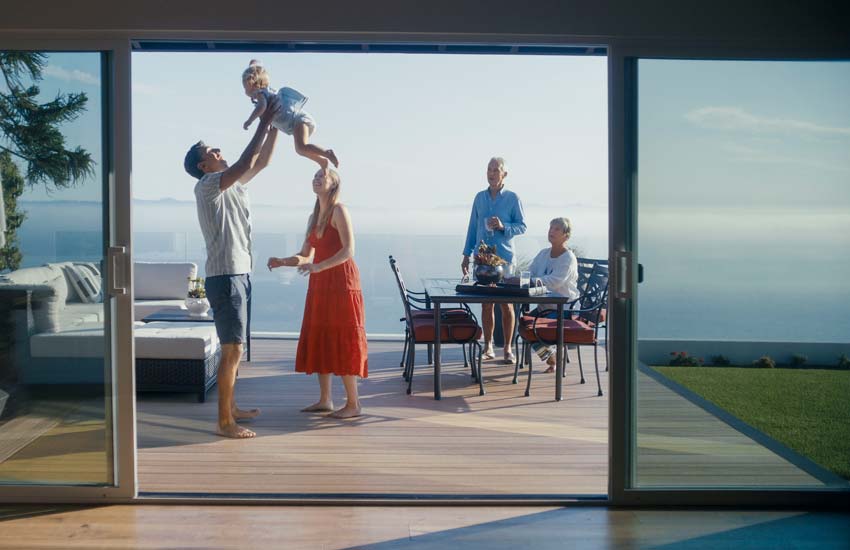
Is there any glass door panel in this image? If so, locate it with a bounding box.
[0,51,115,487]
[634,59,850,489]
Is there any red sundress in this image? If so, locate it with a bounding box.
[294,223,368,378]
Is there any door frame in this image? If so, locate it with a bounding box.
[2,30,848,505]
[607,44,850,506]
[0,36,136,503]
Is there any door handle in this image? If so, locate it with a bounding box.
[614,251,633,299]
[638,263,644,284]
[107,245,128,296]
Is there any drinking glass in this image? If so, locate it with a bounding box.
[520,270,531,288]
[485,218,495,240]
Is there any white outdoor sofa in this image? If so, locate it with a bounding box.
[0,261,221,402]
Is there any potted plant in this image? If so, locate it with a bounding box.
[186,277,210,317]
[473,241,509,284]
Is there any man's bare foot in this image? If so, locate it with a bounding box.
[326,149,339,168]
[301,401,334,413]
[216,423,256,439]
[329,405,362,419]
[543,357,556,374]
[232,407,261,421]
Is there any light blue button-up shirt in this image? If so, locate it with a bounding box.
[462,187,527,264]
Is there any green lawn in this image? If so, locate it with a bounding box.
[653,366,850,481]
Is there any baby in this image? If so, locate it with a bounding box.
[242,60,338,168]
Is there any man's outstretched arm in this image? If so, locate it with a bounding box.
[219,97,280,191]
[239,126,279,185]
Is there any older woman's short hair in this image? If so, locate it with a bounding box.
[550,217,572,239]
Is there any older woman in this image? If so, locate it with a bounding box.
[461,157,527,363]
[527,217,579,373]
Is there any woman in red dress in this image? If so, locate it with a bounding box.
[267,164,368,418]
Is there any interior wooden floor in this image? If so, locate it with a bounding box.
[0,504,847,549]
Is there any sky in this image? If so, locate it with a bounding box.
[8,52,850,274]
[14,51,609,254]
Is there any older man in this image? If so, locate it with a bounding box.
[182,99,279,439]
[461,156,527,364]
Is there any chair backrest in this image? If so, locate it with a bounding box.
[578,264,609,328]
[576,257,608,296]
[388,255,415,327]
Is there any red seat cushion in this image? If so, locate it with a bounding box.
[412,317,482,343]
[575,308,606,327]
[410,308,469,320]
[518,317,596,345]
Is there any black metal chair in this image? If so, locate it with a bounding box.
[389,256,485,395]
[577,258,609,370]
[514,256,608,377]
[514,265,609,397]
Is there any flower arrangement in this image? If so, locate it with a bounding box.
[474,241,508,267]
[753,355,776,369]
[668,351,703,367]
[187,277,206,299]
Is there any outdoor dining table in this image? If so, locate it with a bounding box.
[422,277,575,401]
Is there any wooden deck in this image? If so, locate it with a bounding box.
[635,368,824,487]
[137,339,610,495]
[0,338,827,493]
[136,338,827,495]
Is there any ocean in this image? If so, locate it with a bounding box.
[12,200,850,342]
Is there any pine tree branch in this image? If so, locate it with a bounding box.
[0,143,31,163]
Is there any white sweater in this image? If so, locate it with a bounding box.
[528,248,578,311]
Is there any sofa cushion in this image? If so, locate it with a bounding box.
[58,303,104,326]
[64,263,102,303]
[0,264,63,286]
[29,321,104,358]
[48,261,83,303]
[134,322,218,359]
[134,262,197,300]
[30,321,219,360]
[134,299,187,321]
[32,276,68,333]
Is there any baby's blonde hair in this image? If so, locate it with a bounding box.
[242,59,270,89]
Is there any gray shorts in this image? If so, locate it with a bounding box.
[205,274,250,345]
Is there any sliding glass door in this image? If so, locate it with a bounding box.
[628,58,850,495]
[0,42,135,501]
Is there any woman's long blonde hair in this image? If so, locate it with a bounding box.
[307,169,341,237]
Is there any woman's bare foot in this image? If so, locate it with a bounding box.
[503,349,516,364]
[216,423,256,439]
[326,149,339,168]
[301,401,334,413]
[232,407,261,421]
[329,405,362,419]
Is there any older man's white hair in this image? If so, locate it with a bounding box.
[489,156,507,171]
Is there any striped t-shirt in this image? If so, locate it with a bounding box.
[194,171,253,277]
